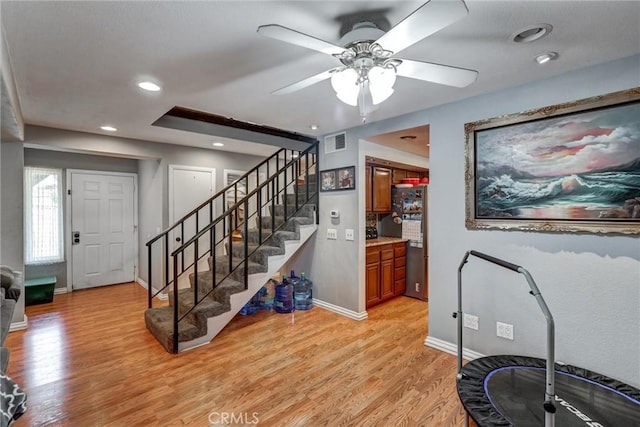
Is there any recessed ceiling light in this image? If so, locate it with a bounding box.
[292,153,299,158]
[310,124,319,130]
[212,142,224,147]
[137,81,162,92]
[535,52,558,64]
[511,24,553,43]
[101,125,117,132]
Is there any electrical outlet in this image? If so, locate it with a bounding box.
[497,322,514,340]
[415,283,420,292]
[345,229,354,241]
[327,228,337,240]
[463,314,479,330]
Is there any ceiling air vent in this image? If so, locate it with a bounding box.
[324,132,347,154]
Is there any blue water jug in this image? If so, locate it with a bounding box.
[239,293,259,315]
[274,276,295,313]
[294,272,313,310]
[258,282,274,310]
[289,270,299,286]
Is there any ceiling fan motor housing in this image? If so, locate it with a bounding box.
[339,22,385,48]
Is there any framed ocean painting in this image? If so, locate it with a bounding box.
[465,88,640,235]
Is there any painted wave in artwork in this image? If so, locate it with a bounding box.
[475,101,640,220]
[477,158,640,219]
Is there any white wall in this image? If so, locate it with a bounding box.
[424,55,640,387]
[0,141,25,323]
[300,55,639,387]
[20,125,270,286]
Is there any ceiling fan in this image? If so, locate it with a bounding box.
[257,0,478,121]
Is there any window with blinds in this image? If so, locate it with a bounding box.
[24,167,64,265]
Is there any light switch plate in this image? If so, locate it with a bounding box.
[345,229,354,241]
[327,228,337,240]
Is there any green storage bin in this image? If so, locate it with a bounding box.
[25,276,56,306]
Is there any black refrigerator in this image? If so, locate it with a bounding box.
[380,185,428,301]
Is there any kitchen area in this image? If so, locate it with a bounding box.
[364,157,429,308]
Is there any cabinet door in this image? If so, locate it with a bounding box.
[380,245,394,300]
[372,167,392,212]
[366,262,381,308]
[393,242,407,296]
[380,259,394,300]
[394,264,406,296]
[392,169,406,184]
[365,165,372,212]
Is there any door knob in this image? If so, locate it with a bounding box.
[176,237,181,242]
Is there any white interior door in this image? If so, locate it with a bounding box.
[71,172,136,289]
[168,165,216,276]
[223,169,266,230]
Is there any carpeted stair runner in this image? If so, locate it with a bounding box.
[144,198,316,353]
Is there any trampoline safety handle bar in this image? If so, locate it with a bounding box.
[469,250,521,272]
[457,250,557,427]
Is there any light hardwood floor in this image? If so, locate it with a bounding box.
[5,283,472,426]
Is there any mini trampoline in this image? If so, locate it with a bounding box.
[455,251,640,427]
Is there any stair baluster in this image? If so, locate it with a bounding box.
[145,142,319,353]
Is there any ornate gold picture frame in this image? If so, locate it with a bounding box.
[465,88,640,235]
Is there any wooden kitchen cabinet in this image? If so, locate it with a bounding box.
[371,166,391,212]
[393,242,406,296]
[392,168,430,184]
[366,241,407,308]
[380,246,394,301]
[366,247,380,307]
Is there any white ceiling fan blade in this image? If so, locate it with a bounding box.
[376,0,468,55]
[396,59,478,87]
[258,24,348,56]
[272,69,338,95]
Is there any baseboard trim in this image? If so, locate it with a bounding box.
[9,314,28,332]
[424,335,485,361]
[54,287,68,295]
[312,299,368,321]
[136,277,168,301]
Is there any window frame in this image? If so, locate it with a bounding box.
[24,166,65,265]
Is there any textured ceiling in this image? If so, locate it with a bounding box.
[1,1,639,157]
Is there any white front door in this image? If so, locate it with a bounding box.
[168,165,216,275]
[71,172,136,289]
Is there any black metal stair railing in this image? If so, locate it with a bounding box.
[145,142,318,352]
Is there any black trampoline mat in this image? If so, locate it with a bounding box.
[457,356,640,427]
[486,367,640,426]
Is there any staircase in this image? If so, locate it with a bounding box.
[144,144,319,353]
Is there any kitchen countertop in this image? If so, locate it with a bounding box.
[365,236,408,247]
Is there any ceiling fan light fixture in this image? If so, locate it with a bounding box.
[368,66,396,89]
[336,88,359,106]
[357,82,377,119]
[331,68,359,106]
[368,66,396,105]
[259,0,478,122]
